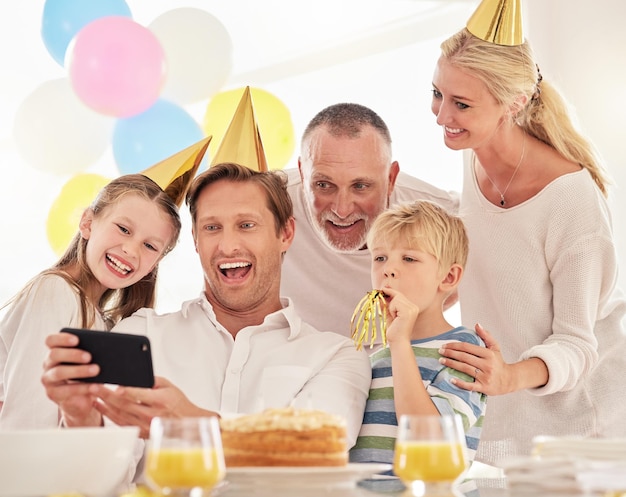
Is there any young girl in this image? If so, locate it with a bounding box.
[0,174,182,429]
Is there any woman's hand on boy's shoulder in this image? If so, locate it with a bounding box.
[438,323,513,396]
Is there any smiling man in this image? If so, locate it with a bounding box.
[42,163,371,452]
[281,103,458,337]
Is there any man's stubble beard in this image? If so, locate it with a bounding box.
[316,212,371,252]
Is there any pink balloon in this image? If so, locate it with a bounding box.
[67,16,166,117]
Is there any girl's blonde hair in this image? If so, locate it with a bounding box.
[441,28,610,196]
[8,174,181,329]
[367,200,468,274]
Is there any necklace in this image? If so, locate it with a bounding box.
[481,132,526,206]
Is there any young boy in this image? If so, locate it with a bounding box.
[349,200,487,465]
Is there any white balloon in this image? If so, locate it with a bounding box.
[149,8,233,105]
[12,78,113,175]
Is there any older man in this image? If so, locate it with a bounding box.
[282,103,457,337]
[42,163,371,448]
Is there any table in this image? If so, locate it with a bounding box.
[217,476,509,497]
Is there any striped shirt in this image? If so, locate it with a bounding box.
[349,326,487,465]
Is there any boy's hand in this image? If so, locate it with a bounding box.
[383,287,419,344]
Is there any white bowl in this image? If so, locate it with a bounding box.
[0,426,139,497]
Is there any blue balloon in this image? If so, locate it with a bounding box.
[113,99,205,174]
[41,0,132,66]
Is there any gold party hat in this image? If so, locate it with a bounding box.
[141,136,212,206]
[210,86,269,172]
[466,0,523,46]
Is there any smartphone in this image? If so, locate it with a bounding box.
[61,327,155,388]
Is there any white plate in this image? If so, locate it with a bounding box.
[226,463,391,489]
[532,436,626,461]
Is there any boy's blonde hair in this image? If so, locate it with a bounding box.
[367,200,468,273]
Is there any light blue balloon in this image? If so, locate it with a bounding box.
[41,0,132,66]
[113,99,206,174]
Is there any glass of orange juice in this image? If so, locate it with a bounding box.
[393,414,468,497]
[145,417,225,496]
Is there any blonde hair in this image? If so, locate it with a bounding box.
[441,28,610,196]
[367,200,468,273]
[6,174,181,329]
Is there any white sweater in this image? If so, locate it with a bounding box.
[0,275,107,429]
[460,159,626,465]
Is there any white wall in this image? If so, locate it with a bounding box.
[526,0,626,292]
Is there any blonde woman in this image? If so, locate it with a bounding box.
[433,22,626,464]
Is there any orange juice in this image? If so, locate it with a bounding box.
[146,448,224,488]
[393,441,466,482]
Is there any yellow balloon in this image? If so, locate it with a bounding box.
[202,87,295,170]
[46,173,111,256]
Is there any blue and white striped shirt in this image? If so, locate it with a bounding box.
[349,326,487,465]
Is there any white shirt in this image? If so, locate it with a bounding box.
[0,274,107,429]
[113,294,372,446]
[281,168,458,336]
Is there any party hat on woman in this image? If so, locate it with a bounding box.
[466,0,523,46]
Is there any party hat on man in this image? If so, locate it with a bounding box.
[210,86,269,172]
[141,136,212,206]
[466,0,523,46]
